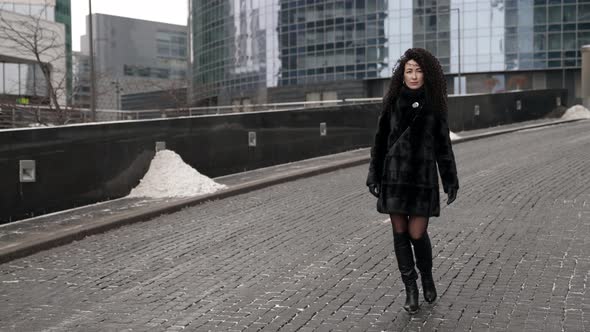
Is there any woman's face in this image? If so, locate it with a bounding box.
[403,59,424,90]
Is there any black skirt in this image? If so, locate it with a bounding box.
[377,183,440,217]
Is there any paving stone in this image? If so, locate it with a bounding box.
[1,121,590,331]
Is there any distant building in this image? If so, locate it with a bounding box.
[121,88,187,111]
[0,0,71,106]
[72,51,90,108]
[189,0,590,106]
[77,14,188,110]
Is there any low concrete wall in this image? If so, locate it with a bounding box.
[0,89,566,223]
[447,89,567,131]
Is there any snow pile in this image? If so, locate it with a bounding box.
[128,149,226,198]
[28,122,55,127]
[450,131,461,141]
[561,105,590,120]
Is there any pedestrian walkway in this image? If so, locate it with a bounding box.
[1,118,589,331]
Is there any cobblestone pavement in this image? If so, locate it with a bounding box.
[1,120,589,332]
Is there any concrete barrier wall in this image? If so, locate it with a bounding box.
[447,89,567,132]
[0,89,566,223]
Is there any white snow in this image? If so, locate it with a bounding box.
[28,122,55,127]
[127,149,227,198]
[561,105,590,120]
[450,131,461,141]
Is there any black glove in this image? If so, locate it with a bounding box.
[368,184,380,198]
[447,188,457,205]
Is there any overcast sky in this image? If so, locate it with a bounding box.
[71,0,189,51]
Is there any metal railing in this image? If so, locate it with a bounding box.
[0,105,93,129]
[0,98,382,129]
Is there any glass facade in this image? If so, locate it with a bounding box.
[0,2,55,20]
[277,0,389,85]
[191,0,275,105]
[117,29,187,81]
[190,0,590,105]
[55,0,72,104]
[0,62,47,97]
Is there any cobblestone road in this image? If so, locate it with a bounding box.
[1,121,590,331]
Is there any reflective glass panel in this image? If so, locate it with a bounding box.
[579,5,590,22]
[13,4,29,16]
[0,3,14,11]
[563,32,576,49]
[534,33,546,51]
[563,5,576,22]
[548,6,561,23]
[20,63,35,95]
[4,63,19,95]
[29,4,45,18]
[534,7,546,24]
[548,33,561,50]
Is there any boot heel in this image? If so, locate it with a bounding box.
[421,275,437,303]
[403,281,420,314]
[411,232,437,303]
[393,232,420,314]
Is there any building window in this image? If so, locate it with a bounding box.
[156,30,187,59]
[534,6,546,24]
[35,65,47,97]
[534,33,546,51]
[548,6,562,24]
[0,63,4,94]
[4,63,19,95]
[579,5,590,22]
[563,32,576,50]
[548,33,561,50]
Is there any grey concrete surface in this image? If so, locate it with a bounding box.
[0,119,589,331]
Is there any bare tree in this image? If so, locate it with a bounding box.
[0,3,67,123]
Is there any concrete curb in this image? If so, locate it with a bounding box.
[0,118,585,264]
[452,118,584,143]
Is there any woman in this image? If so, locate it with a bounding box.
[366,48,459,314]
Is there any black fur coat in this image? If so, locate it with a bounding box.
[366,87,459,217]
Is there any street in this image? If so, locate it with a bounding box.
[1,120,590,331]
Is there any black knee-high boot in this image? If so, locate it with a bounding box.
[411,232,437,303]
[393,232,419,314]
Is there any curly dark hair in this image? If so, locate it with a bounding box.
[383,48,448,114]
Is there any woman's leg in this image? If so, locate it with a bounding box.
[408,215,428,240]
[390,213,409,233]
[390,214,419,313]
[408,216,437,303]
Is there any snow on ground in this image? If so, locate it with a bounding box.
[450,131,461,141]
[561,105,590,120]
[28,123,55,127]
[127,149,227,198]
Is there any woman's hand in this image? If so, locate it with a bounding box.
[368,184,380,198]
[447,188,457,205]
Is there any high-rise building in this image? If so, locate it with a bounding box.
[189,0,590,106]
[77,14,188,110]
[72,51,90,108]
[55,0,72,104]
[0,0,70,106]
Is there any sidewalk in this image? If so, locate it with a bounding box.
[0,117,583,264]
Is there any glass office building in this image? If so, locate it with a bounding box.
[55,0,72,104]
[190,0,590,106]
[0,0,71,104]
